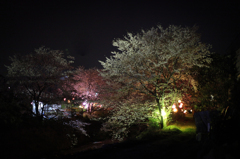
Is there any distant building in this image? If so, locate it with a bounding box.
[31,100,61,116]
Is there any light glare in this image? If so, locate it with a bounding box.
[179,103,183,108]
[172,104,176,108]
[173,108,178,112]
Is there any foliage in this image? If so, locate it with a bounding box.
[63,119,91,137]
[0,75,32,128]
[189,53,236,111]
[148,115,161,129]
[99,25,212,134]
[5,46,75,118]
[189,51,240,145]
[73,67,105,100]
[94,77,154,140]
[99,101,154,141]
[72,67,107,114]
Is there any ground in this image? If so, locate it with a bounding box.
[3,113,239,159]
[44,114,239,159]
[41,115,203,159]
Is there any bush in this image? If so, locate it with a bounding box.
[148,117,161,129]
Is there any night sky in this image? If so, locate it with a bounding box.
[1,0,240,76]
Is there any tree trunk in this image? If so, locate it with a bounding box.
[41,104,45,119]
[35,100,39,116]
[156,98,164,129]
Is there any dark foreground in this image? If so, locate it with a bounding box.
[57,133,201,159]
[43,132,239,159]
[3,116,239,159]
[46,117,239,159]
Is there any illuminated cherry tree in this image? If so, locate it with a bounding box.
[73,67,106,112]
[6,46,74,118]
[99,25,212,129]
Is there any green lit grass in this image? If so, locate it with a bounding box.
[136,116,197,142]
[163,125,196,133]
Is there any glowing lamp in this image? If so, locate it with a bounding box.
[184,110,187,113]
[178,100,181,103]
[179,103,183,108]
[173,108,178,112]
[64,98,66,101]
[162,110,166,116]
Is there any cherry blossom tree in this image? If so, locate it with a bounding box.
[98,81,155,140]
[99,25,212,129]
[73,67,106,113]
[5,46,75,119]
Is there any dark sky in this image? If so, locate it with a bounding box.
[1,0,240,76]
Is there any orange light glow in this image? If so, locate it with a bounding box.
[173,108,178,112]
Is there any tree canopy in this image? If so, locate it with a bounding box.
[190,53,238,112]
[5,46,75,118]
[99,25,212,129]
[73,67,104,102]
